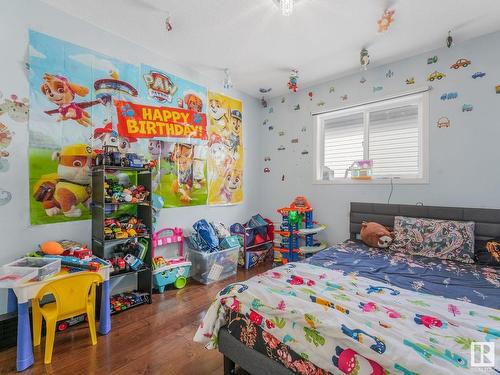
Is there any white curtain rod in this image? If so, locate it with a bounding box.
[311,86,432,116]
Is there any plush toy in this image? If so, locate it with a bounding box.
[360,222,393,248]
[40,241,64,255]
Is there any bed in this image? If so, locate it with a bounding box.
[194,202,500,375]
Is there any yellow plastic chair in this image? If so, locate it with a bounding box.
[32,272,103,364]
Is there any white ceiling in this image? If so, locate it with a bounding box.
[41,0,500,98]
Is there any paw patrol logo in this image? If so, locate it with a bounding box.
[143,71,177,103]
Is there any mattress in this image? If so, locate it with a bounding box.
[195,241,500,374]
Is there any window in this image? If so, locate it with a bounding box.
[314,91,428,183]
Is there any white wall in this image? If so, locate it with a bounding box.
[0,0,261,309]
[258,30,500,245]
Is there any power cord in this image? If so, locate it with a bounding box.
[387,177,394,204]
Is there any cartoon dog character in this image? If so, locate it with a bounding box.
[184,93,203,113]
[33,144,93,217]
[93,122,137,155]
[208,98,227,125]
[224,109,242,154]
[40,73,98,127]
[171,143,195,203]
[219,168,242,203]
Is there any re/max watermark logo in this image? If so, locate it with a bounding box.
[471,342,495,369]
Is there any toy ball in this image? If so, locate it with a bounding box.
[40,241,64,255]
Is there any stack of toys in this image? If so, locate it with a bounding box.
[230,214,274,269]
[107,238,148,275]
[273,196,327,266]
[152,227,191,292]
[188,220,239,253]
[104,179,150,204]
[104,214,149,240]
[110,292,151,314]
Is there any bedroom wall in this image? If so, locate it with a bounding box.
[258,30,500,245]
[0,0,260,310]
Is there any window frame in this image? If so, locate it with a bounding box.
[313,91,429,185]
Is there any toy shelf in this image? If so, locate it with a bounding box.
[91,166,153,312]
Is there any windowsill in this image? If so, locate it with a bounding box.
[313,177,429,185]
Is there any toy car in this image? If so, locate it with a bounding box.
[57,314,87,331]
[462,104,474,112]
[405,78,415,85]
[121,153,145,168]
[497,85,500,94]
[427,56,438,64]
[104,227,114,240]
[73,247,92,260]
[264,167,270,173]
[427,71,446,81]
[114,230,128,239]
[472,72,486,79]
[124,253,143,271]
[450,58,471,69]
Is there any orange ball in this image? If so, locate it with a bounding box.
[40,241,64,255]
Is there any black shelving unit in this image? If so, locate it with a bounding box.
[91,166,153,312]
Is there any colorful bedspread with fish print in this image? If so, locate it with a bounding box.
[194,262,500,374]
[307,240,499,308]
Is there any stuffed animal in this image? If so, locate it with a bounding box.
[360,221,393,248]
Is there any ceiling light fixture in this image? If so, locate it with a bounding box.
[280,0,294,16]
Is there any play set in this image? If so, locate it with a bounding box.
[273,196,327,265]
[152,227,191,292]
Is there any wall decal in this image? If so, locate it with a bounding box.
[268,125,274,131]
[278,145,285,151]
[301,150,309,155]
[288,69,299,93]
[165,13,173,32]
[360,77,367,84]
[329,86,335,93]
[281,97,286,103]
[281,174,285,181]
[279,130,285,136]
[291,138,298,144]
[259,88,272,94]
[462,104,474,112]
[496,85,500,94]
[427,71,446,81]
[446,31,454,48]
[373,86,383,92]
[301,126,307,132]
[340,95,348,101]
[377,9,395,33]
[440,92,458,101]
[308,91,313,101]
[269,107,274,113]
[317,101,326,106]
[223,68,233,89]
[0,122,13,173]
[263,119,269,126]
[450,58,471,70]
[264,156,271,162]
[405,77,415,85]
[264,167,270,173]
[360,48,370,70]
[386,69,394,78]
[0,188,12,206]
[261,96,268,108]
[293,104,300,110]
[0,93,29,123]
[427,56,438,64]
[471,72,486,79]
[437,117,450,128]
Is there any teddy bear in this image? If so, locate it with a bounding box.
[360,221,393,248]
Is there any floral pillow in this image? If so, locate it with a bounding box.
[389,216,475,263]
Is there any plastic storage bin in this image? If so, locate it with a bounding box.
[0,267,38,288]
[186,246,239,284]
[4,257,61,281]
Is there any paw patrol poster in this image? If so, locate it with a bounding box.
[28,30,142,225]
[136,65,209,208]
[207,91,243,206]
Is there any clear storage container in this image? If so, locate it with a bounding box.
[4,257,61,281]
[0,267,38,288]
[186,246,239,284]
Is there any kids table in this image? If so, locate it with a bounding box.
[5,267,111,372]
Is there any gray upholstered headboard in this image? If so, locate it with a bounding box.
[350,202,500,240]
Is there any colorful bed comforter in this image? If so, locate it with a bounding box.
[195,260,499,374]
[307,240,499,309]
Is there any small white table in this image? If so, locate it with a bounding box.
[6,267,111,372]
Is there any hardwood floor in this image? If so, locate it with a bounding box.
[0,260,272,375]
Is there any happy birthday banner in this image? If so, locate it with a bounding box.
[115,100,207,142]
